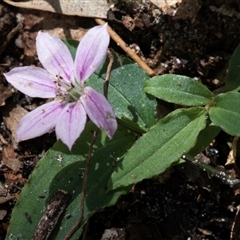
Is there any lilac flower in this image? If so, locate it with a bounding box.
[4,24,117,150]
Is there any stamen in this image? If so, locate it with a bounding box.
[57,75,71,90]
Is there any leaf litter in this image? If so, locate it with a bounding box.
[1,0,240,239]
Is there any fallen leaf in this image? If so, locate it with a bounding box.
[4,0,110,18]
[2,104,28,147]
[0,210,7,220]
[4,0,180,19]
[0,194,14,204]
[0,157,23,174]
[3,172,23,183]
[1,145,23,174]
[226,136,239,166]
[0,186,8,197]
[0,82,13,107]
[2,145,17,163]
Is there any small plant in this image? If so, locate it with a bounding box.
[4,24,240,239]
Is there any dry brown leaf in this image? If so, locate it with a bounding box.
[2,145,17,163]
[3,0,180,19]
[226,136,239,166]
[0,186,8,197]
[3,172,23,183]
[44,28,87,42]
[13,10,88,61]
[0,145,22,173]
[0,134,8,145]
[0,83,13,107]
[0,158,23,174]
[0,194,14,204]
[1,157,23,174]
[2,104,28,147]
[0,210,7,221]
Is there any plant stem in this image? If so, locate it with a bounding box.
[104,50,114,98]
[182,154,240,188]
[64,49,114,239]
[63,129,99,240]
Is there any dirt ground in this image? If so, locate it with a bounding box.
[1,1,240,239]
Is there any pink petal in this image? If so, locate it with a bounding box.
[81,87,117,138]
[16,101,64,141]
[74,24,110,83]
[36,31,74,81]
[55,101,87,150]
[4,66,56,98]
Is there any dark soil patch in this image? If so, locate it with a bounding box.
[1,1,240,239]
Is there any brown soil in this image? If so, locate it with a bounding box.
[1,1,240,239]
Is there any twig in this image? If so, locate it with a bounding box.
[95,18,155,77]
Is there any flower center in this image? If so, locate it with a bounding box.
[55,76,84,102]
[68,78,85,102]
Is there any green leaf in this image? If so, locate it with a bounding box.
[109,107,207,190]
[87,52,156,132]
[226,44,240,91]
[144,74,214,106]
[6,123,136,240]
[209,92,240,136]
[62,39,79,59]
[188,124,221,156]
